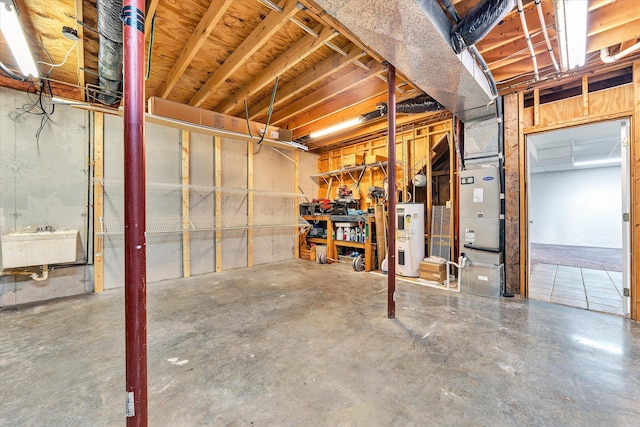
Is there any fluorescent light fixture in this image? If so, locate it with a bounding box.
[573,157,621,167]
[555,0,588,70]
[0,1,38,78]
[309,117,363,139]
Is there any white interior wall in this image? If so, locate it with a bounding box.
[0,87,92,306]
[529,166,622,248]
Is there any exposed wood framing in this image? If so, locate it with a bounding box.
[217,24,339,114]
[533,88,539,126]
[518,91,527,297]
[249,45,366,120]
[582,76,589,116]
[189,0,300,107]
[215,136,222,272]
[74,0,85,91]
[503,93,521,295]
[181,130,191,278]
[294,150,300,259]
[158,0,234,98]
[144,0,160,37]
[93,112,104,293]
[247,141,254,267]
[270,61,385,125]
[633,60,639,320]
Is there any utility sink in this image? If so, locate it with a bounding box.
[0,229,78,269]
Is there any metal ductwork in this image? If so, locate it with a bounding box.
[312,0,498,121]
[450,0,516,54]
[396,94,445,114]
[97,0,123,105]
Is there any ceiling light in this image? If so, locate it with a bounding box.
[573,158,621,167]
[310,117,363,139]
[0,0,38,78]
[555,0,588,70]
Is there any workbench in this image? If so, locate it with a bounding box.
[301,214,377,271]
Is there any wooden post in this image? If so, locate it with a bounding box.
[582,76,589,116]
[518,91,528,298]
[93,112,104,293]
[632,61,640,320]
[533,88,540,126]
[247,141,254,267]
[181,130,191,278]
[294,150,300,259]
[215,136,222,272]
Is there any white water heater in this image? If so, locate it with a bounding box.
[396,203,425,277]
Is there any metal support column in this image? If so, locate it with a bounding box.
[122,1,148,425]
[387,63,397,319]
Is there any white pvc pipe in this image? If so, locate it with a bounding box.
[518,0,540,80]
[445,256,467,292]
[535,0,559,71]
[600,42,640,64]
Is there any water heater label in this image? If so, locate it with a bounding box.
[465,229,475,243]
[473,188,484,203]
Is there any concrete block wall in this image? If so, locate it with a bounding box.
[0,87,93,306]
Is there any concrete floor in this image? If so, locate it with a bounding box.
[1,259,639,426]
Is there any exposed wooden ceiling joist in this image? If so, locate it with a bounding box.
[157,0,234,98]
[217,24,338,114]
[249,44,366,120]
[189,0,300,107]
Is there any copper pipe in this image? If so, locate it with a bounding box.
[387,63,397,319]
[122,1,148,425]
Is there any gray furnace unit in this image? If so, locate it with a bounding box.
[459,166,504,297]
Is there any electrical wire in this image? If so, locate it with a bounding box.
[258,75,279,145]
[36,41,78,74]
[145,13,156,80]
[16,79,55,143]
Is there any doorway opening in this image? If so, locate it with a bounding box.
[526,119,630,316]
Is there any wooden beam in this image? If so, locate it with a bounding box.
[249,44,366,120]
[217,24,339,114]
[587,19,640,53]
[289,90,388,134]
[157,0,234,98]
[291,83,422,139]
[189,0,300,107]
[269,61,385,125]
[74,0,85,91]
[93,112,104,293]
[587,2,640,37]
[215,136,222,272]
[181,130,191,278]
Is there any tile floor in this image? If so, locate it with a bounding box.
[529,263,625,315]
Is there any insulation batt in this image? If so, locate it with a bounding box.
[451,0,517,54]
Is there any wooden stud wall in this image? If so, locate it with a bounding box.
[93,112,104,293]
[632,61,639,320]
[503,94,521,295]
[316,119,453,258]
[181,130,191,277]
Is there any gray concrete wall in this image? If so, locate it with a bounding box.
[221,138,248,270]
[0,87,92,306]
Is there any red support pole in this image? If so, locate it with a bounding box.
[122,1,147,425]
[387,63,397,319]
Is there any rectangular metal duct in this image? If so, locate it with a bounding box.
[312,0,495,121]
